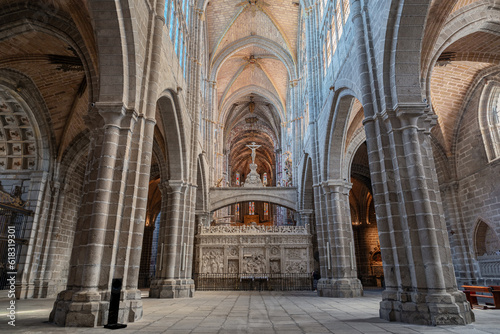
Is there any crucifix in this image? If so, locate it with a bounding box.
[246,142,261,164]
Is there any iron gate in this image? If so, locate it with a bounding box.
[0,203,31,290]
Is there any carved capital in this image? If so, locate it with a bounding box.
[321,180,352,195]
[94,102,138,130]
[394,103,428,127]
[83,108,104,130]
[167,179,188,193]
[158,181,170,195]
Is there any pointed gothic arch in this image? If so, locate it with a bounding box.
[157,90,188,181]
[474,218,500,258]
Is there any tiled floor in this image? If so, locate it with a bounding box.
[0,290,499,333]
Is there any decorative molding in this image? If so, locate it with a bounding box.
[198,224,309,235]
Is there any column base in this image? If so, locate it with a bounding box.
[49,289,143,327]
[149,278,195,298]
[379,289,475,325]
[33,279,65,298]
[16,281,35,299]
[317,278,363,298]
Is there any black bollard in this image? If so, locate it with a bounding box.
[104,278,127,329]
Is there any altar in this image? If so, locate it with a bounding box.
[243,214,259,225]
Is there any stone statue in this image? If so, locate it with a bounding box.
[246,142,261,164]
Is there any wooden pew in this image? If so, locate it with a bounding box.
[490,286,500,308]
[461,285,500,309]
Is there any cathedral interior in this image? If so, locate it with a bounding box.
[0,0,499,329]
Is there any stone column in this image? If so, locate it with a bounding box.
[364,104,474,325]
[317,181,362,298]
[288,79,300,186]
[195,212,211,227]
[313,183,329,280]
[439,181,476,286]
[16,170,49,299]
[149,180,195,298]
[299,209,314,227]
[49,103,140,327]
[35,181,68,298]
[304,6,321,119]
[115,115,156,323]
[206,81,217,186]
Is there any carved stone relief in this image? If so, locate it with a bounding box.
[228,259,239,274]
[270,260,280,274]
[229,247,238,257]
[270,246,280,256]
[285,261,307,273]
[243,248,265,274]
[196,226,312,275]
[201,249,224,274]
[286,248,305,259]
[285,248,308,273]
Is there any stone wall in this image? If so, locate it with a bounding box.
[47,157,87,297]
[443,78,500,285]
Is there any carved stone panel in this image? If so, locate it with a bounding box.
[228,259,239,274]
[242,248,265,274]
[201,248,224,274]
[195,226,312,275]
[270,260,280,274]
[270,246,280,257]
[229,246,239,257]
[285,248,308,273]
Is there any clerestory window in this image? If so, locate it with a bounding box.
[321,0,350,77]
[165,0,190,78]
[479,82,500,162]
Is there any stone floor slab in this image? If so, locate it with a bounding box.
[1,290,499,333]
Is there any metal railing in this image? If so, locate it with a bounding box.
[478,254,500,279]
[194,273,313,291]
[0,203,31,290]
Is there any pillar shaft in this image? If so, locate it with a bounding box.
[149,181,195,298]
[364,105,474,325]
[49,103,149,327]
[317,181,362,298]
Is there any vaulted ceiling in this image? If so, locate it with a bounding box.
[425,0,500,156]
[0,1,95,164]
[205,0,300,184]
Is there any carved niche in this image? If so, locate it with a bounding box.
[270,260,280,274]
[228,259,239,274]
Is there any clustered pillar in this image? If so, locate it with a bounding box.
[317,181,362,298]
[149,181,195,298]
[364,104,474,325]
[49,103,152,327]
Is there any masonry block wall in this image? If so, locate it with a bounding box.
[352,223,380,286]
[45,156,87,297]
[448,79,500,283]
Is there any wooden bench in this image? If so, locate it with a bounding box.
[462,285,500,309]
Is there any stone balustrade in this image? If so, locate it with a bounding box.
[478,254,500,278]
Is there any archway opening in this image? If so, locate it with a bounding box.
[211,201,296,226]
[138,178,162,289]
[349,142,383,288]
